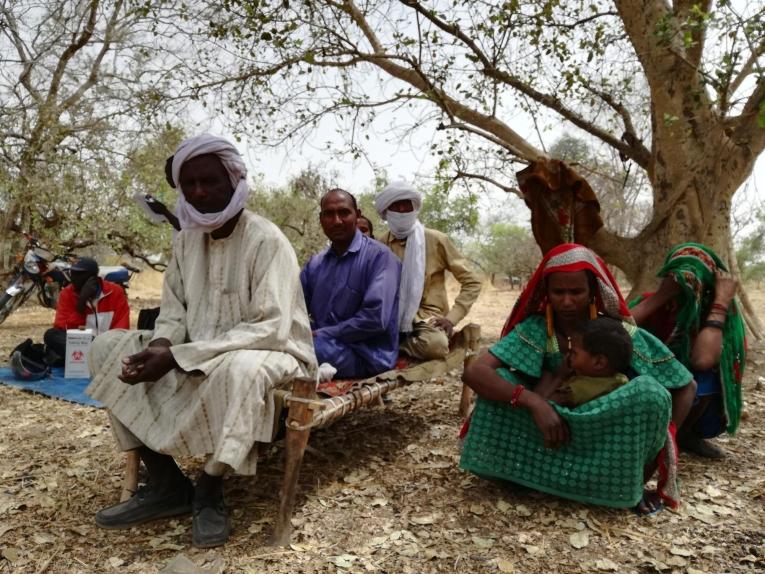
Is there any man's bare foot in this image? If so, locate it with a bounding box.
[634,490,663,516]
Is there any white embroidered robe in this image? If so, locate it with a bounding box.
[86,211,317,475]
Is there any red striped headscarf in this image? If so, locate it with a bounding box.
[501,243,632,337]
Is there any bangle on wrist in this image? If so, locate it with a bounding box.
[710,303,728,314]
[510,384,526,408]
[703,319,725,330]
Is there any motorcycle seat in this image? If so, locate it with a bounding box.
[101,267,129,285]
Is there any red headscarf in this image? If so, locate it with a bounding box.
[501,243,632,337]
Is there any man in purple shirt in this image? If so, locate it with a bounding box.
[301,188,402,378]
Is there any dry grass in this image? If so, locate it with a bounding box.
[0,279,763,573]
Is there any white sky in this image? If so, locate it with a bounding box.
[188,107,764,234]
[182,0,763,230]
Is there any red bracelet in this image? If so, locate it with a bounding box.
[711,303,728,313]
[511,384,525,408]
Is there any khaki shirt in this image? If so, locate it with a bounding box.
[564,373,630,406]
[380,227,482,325]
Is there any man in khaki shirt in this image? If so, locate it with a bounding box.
[375,181,482,360]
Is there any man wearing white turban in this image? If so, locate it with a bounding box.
[375,181,482,360]
[86,134,316,548]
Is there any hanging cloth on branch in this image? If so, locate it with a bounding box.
[517,158,604,254]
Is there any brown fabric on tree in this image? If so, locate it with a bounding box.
[517,159,604,254]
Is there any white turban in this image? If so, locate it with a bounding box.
[375,180,425,333]
[374,180,422,220]
[171,134,250,232]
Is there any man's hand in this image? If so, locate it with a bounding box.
[430,317,454,338]
[76,276,101,314]
[119,341,177,384]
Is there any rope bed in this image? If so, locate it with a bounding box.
[118,323,481,546]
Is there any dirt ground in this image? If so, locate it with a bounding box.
[0,274,763,573]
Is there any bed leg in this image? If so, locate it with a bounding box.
[120,450,140,502]
[459,323,481,419]
[271,377,315,547]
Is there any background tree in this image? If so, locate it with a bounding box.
[0,0,184,271]
[104,125,186,268]
[250,167,331,264]
[197,0,764,335]
[737,209,765,285]
[469,222,540,285]
[419,160,480,236]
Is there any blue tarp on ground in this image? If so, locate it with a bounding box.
[0,366,101,408]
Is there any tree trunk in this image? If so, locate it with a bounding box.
[726,231,765,340]
[590,174,764,339]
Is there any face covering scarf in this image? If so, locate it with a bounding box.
[375,180,427,333]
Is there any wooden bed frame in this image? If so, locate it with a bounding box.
[118,324,480,546]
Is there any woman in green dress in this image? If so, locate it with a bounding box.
[630,243,746,459]
[460,244,697,513]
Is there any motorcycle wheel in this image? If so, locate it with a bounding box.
[0,282,36,326]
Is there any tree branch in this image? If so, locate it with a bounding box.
[452,170,521,197]
[730,78,765,147]
[728,38,765,98]
[581,83,651,164]
[44,0,100,110]
[438,122,531,159]
[396,0,649,168]
[342,0,543,161]
[61,0,124,111]
[0,5,42,104]
[108,232,168,271]
[547,11,619,30]
[675,0,712,69]
[614,0,675,87]
[187,54,311,93]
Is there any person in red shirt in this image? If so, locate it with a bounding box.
[44,257,130,366]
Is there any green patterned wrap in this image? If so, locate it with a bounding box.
[630,242,746,434]
[460,316,692,507]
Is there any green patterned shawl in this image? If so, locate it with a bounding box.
[460,316,691,508]
[630,242,746,434]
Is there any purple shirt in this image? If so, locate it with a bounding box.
[300,230,401,375]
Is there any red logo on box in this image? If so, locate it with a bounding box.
[72,350,85,362]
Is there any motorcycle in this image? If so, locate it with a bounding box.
[0,233,139,325]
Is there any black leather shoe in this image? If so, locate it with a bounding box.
[192,493,230,548]
[95,478,194,529]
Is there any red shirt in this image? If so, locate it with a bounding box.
[53,279,130,332]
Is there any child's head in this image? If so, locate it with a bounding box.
[569,317,632,377]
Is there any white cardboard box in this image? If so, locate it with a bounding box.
[65,328,94,378]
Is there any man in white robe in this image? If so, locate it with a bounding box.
[86,134,316,548]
